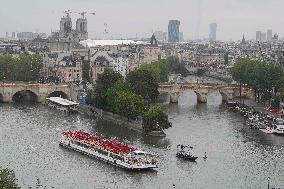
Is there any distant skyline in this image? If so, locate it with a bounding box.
[0,0,283,41]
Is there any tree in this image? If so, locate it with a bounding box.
[93,69,123,109]
[126,69,159,103]
[0,54,43,82]
[106,80,131,111]
[82,60,90,82]
[0,167,19,189]
[113,91,145,120]
[224,52,229,65]
[142,105,172,133]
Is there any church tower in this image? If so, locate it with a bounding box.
[76,18,88,41]
[60,13,72,34]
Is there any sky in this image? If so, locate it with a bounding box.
[0,0,283,41]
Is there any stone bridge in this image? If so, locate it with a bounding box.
[0,83,74,103]
[159,82,252,103]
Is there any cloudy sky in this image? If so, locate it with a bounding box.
[0,0,283,40]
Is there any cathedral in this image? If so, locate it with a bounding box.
[51,12,88,42]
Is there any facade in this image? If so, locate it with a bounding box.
[154,31,167,42]
[42,51,82,83]
[168,20,180,43]
[261,32,267,41]
[209,23,217,41]
[256,31,262,41]
[50,14,88,42]
[267,30,273,41]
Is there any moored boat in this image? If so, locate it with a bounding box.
[59,131,158,171]
[46,97,79,113]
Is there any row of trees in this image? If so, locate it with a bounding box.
[232,58,284,107]
[0,54,43,82]
[88,68,171,132]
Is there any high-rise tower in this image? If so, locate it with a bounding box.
[209,23,217,41]
[168,20,180,43]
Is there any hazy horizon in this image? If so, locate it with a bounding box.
[0,0,283,41]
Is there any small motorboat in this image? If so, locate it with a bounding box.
[176,144,198,161]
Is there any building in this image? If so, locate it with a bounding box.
[168,20,180,43]
[42,51,82,83]
[209,23,217,41]
[179,32,184,42]
[267,29,273,41]
[261,32,267,41]
[12,32,16,39]
[153,31,167,42]
[56,13,88,42]
[256,31,262,41]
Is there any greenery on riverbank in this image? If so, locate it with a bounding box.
[232,58,284,108]
[88,68,171,133]
[0,54,43,82]
[140,56,189,83]
[0,167,19,189]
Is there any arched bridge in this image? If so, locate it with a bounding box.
[0,83,72,103]
[159,82,252,103]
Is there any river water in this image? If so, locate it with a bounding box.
[0,79,284,189]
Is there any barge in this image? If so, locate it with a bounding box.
[59,131,158,171]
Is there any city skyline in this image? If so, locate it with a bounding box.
[0,0,283,40]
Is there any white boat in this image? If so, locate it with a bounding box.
[260,119,284,136]
[46,97,79,113]
[59,131,158,171]
[273,119,284,135]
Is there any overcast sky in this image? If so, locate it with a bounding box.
[0,0,283,41]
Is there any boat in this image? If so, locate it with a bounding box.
[176,144,198,161]
[59,131,158,171]
[273,119,284,136]
[46,97,79,113]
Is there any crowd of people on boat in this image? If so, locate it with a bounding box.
[226,101,284,135]
[63,131,136,155]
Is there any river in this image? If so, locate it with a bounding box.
[0,78,284,189]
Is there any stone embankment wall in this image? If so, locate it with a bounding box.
[78,105,143,133]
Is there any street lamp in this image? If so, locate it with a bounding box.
[268,177,270,189]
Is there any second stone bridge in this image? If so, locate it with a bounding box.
[158,82,252,103]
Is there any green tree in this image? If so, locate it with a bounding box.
[0,167,19,189]
[224,52,229,65]
[0,54,43,82]
[82,60,90,82]
[106,80,131,111]
[142,105,172,133]
[94,69,123,109]
[112,91,145,120]
[126,69,159,103]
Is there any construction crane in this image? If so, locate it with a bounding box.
[75,11,96,19]
[63,9,72,18]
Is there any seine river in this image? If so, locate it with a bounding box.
[0,78,284,189]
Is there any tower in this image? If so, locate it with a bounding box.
[60,13,72,34]
[209,23,217,41]
[168,20,180,43]
[267,29,273,41]
[76,18,88,41]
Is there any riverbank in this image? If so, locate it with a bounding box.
[78,105,166,136]
[78,105,143,133]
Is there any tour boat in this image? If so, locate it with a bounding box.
[46,97,79,113]
[59,131,158,171]
[176,144,198,161]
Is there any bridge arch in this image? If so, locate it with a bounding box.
[47,91,68,99]
[12,90,38,103]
